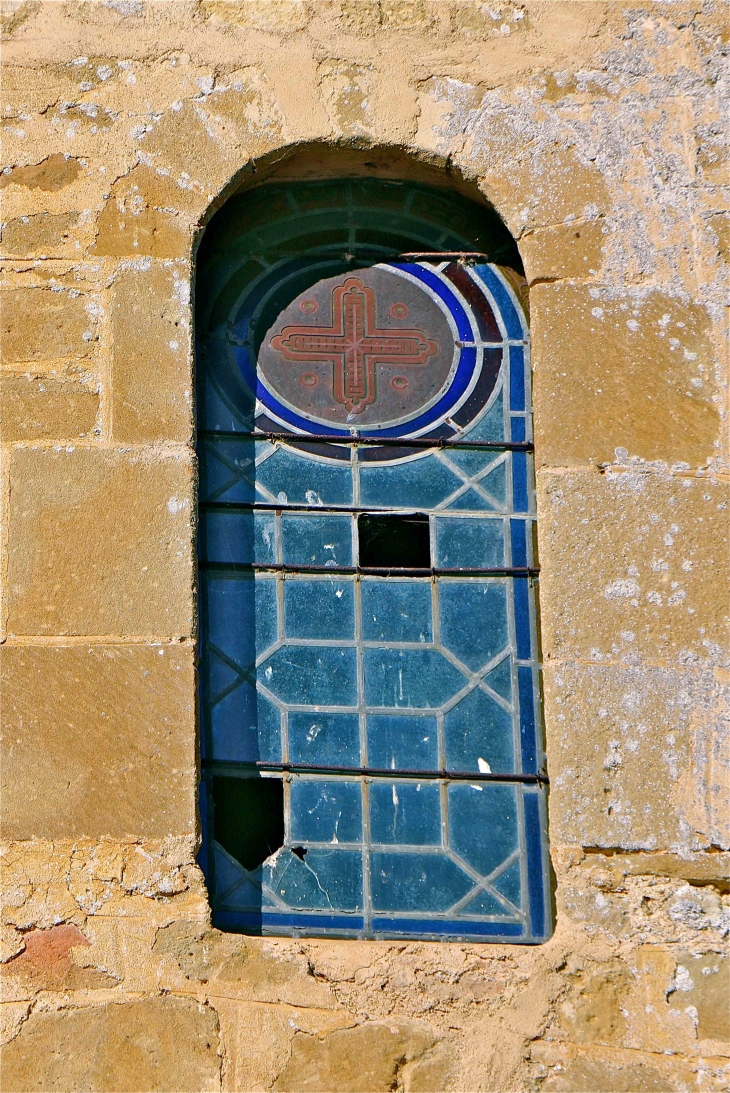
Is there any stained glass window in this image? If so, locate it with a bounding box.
[196,179,550,942]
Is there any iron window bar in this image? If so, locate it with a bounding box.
[202,759,548,785]
[199,430,533,452]
[199,560,538,578]
[201,500,535,519]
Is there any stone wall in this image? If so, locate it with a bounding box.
[1,2,728,1090]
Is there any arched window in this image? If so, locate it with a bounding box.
[196,176,550,942]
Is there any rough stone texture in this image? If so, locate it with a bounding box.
[1,1,729,1091]
[109,260,192,442]
[0,997,221,1092]
[1,644,196,839]
[5,446,194,637]
[0,371,99,441]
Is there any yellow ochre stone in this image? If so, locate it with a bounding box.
[0,1,728,1091]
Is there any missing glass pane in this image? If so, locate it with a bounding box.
[213,776,284,871]
[358,513,431,569]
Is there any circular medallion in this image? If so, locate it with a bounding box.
[258,267,456,430]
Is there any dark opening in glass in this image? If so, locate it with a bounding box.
[213,776,284,871]
[358,513,431,569]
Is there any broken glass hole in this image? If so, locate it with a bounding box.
[357,513,430,569]
[213,776,284,871]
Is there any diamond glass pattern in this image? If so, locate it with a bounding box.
[197,179,549,943]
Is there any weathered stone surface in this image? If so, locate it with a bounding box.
[1,287,98,363]
[0,644,196,839]
[1,211,82,255]
[0,924,117,992]
[520,220,606,283]
[0,997,221,1092]
[537,470,729,664]
[5,446,194,637]
[272,1020,440,1092]
[532,285,720,467]
[110,260,191,442]
[0,153,81,191]
[91,166,193,258]
[0,372,99,440]
[666,951,730,1042]
[544,662,727,851]
[534,1040,730,1092]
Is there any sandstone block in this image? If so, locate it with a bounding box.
[0,924,117,992]
[0,997,220,1092]
[1,211,82,256]
[110,261,191,442]
[534,1040,729,1092]
[0,154,81,191]
[1,287,98,363]
[544,662,725,851]
[5,446,194,637]
[0,644,196,840]
[520,220,605,283]
[532,285,720,467]
[272,1020,440,1092]
[0,372,98,441]
[537,471,729,664]
[201,0,309,34]
[91,166,193,258]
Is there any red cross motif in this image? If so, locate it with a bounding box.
[270,277,439,414]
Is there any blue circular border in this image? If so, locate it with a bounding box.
[231,263,484,439]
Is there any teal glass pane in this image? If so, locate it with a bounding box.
[289,713,361,766]
[439,581,509,670]
[370,852,474,912]
[282,514,353,567]
[435,517,505,569]
[284,579,355,640]
[364,649,466,709]
[448,783,519,877]
[359,455,463,509]
[361,580,432,643]
[202,510,276,565]
[256,447,353,506]
[260,646,358,706]
[290,780,362,844]
[266,848,363,911]
[444,685,514,774]
[367,714,438,770]
[369,782,441,845]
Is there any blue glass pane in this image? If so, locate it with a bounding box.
[444,686,514,774]
[266,848,363,911]
[361,580,432,643]
[493,858,522,908]
[465,389,504,441]
[509,345,525,412]
[367,714,438,770]
[289,713,361,766]
[256,447,353,506]
[484,656,513,702]
[209,681,282,763]
[439,581,508,671]
[370,852,473,912]
[448,783,519,878]
[364,649,465,709]
[206,576,278,668]
[446,487,502,512]
[439,581,509,671]
[360,455,463,509]
[284,579,355,640]
[202,510,276,565]
[198,370,251,433]
[435,517,505,569]
[290,780,362,843]
[282,514,353,567]
[261,646,358,706]
[510,518,528,568]
[459,888,514,917]
[199,441,256,503]
[510,415,526,442]
[370,782,441,845]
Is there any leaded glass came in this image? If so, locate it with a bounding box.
[196,178,550,942]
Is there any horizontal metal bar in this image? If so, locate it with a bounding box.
[198,430,533,452]
[202,758,548,784]
[201,500,531,518]
[199,561,539,577]
[399,251,491,258]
